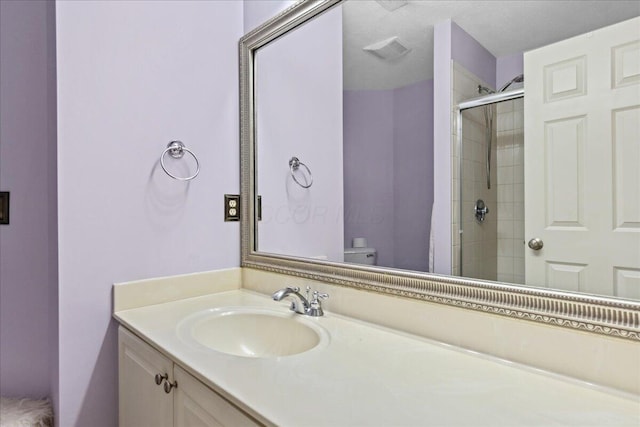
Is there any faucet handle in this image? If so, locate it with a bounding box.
[312,290,329,302]
[306,290,329,317]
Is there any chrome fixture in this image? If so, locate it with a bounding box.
[289,156,313,188]
[477,85,495,189]
[475,75,524,190]
[474,199,489,223]
[160,140,200,181]
[528,238,544,251]
[272,286,308,313]
[498,74,524,92]
[308,289,329,316]
[478,84,494,95]
[272,286,328,317]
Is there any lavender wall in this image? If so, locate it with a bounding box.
[243,0,295,33]
[451,21,497,89]
[344,80,433,271]
[46,1,59,416]
[497,52,524,90]
[343,90,395,267]
[55,1,242,425]
[256,6,344,262]
[393,80,434,271]
[0,0,57,401]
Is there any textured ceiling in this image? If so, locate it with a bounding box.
[342,0,640,90]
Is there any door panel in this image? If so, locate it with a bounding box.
[544,116,586,229]
[612,106,640,230]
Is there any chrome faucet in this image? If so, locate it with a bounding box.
[272,286,328,317]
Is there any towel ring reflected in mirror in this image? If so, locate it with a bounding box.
[289,156,313,188]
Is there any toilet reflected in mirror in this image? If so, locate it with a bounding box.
[344,237,377,266]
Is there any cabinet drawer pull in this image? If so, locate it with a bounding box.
[164,380,178,394]
[154,373,168,386]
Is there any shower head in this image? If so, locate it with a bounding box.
[498,74,524,92]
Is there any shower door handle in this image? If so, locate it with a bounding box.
[528,238,544,250]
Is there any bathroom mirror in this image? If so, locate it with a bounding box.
[240,0,640,340]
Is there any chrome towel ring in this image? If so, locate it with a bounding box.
[160,141,200,181]
[289,156,313,188]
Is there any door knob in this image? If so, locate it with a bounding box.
[528,238,544,250]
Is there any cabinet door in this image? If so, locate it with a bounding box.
[119,326,173,427]
[173,365,261,427]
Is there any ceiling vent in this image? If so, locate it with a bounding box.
[363,36,411,61]
[375,0,408,11]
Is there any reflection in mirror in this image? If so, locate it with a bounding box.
[255,4,344,262]
[457,95,523,284]
[254,0,640,300]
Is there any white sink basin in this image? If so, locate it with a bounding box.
[178,307,328,358]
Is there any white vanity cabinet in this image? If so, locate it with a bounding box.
[119,326,173,427]
[118,326,261,427]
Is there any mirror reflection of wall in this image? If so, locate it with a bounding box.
[343,60,433,272]
[343,6,527,275]
[341,1,434,272]
[255,5,345,262]
[254,0,640,300]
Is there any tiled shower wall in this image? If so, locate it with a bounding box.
[496,99,525,283]
[452,62,497,280]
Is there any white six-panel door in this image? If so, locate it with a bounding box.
[524,17,640,297]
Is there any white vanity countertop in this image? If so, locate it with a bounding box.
[114,289,640,426]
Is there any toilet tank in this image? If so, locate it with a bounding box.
[344,247,377,265]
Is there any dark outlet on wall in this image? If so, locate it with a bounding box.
[0,192,9,225]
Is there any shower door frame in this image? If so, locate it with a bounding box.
[456,88,524,280]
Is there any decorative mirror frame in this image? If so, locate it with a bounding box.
[239,0,640,341]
